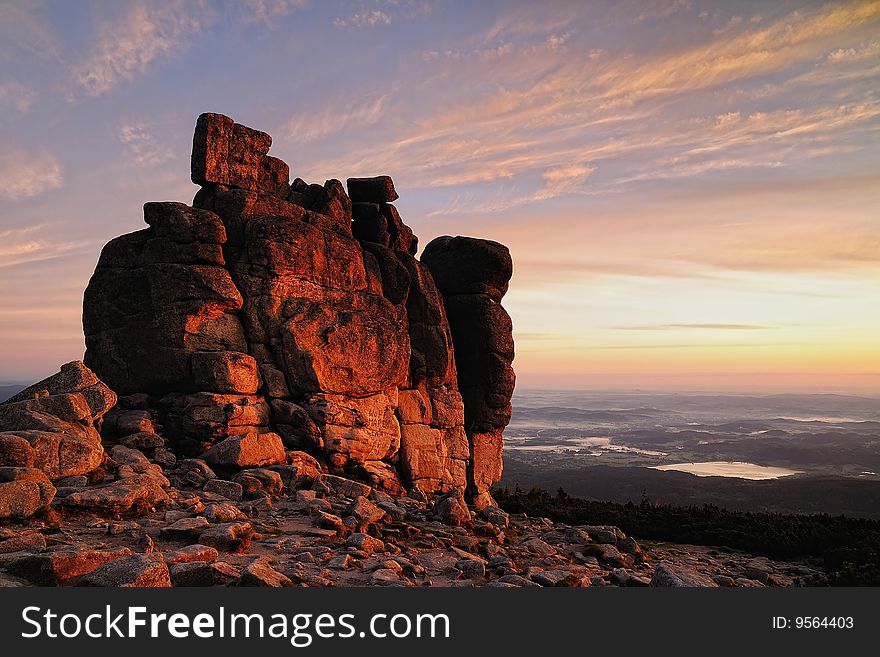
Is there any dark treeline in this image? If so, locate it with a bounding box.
[493,486,880,586]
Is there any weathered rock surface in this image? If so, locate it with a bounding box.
[81,113,509,503]
[0,362,111,483]
[422,236,515,508]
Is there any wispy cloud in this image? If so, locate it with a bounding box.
[302,1,880,200]
[611,323,775,331]
[235,0,307,25]
[0,148,62,201]
[632,0,693,24]
[334,9,391,29]
[0,225,93,268]
[534,162,596,200]
[118,122,174,166]
[333,1,433,29]
[72,2,206,96]
[285,94,389,142]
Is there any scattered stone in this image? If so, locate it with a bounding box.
[203,433,286,469]
[651,563,719,588]
[203,478,244,501]
[238,558,292,587]
[0,532,46,554]
[319,475,372,499]
[497,574,541,588]
[63,473,169,514]
[198,521,255,553]
[78,554,171,587]
[346,533,385,556]
[435,490,472,527]
[165,544,219,565]
[328,554,353,569]
[369,568,402,586]
[160,516,210,539]
[0,468,55,519]
[313,511,345,534]
[170,561,239,586]
[347,496,386,530]
[201,502,247,523]
[6,547,133,585]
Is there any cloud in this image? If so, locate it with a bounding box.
[0,148,63,201]
[611,323,775,331]
[235,0,307,25]
[827,39,880,63]
[534,162,596,200]
[118,123,174,166]
[302,1,880,199]
[0,77,34,113]
[633,0,692,24]
[333,1,435,29]
[0,225,92,268]
[72,2,206,96]
[333,9,392,29]
[285,94,389,142]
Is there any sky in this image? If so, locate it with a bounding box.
[0,0,878,393]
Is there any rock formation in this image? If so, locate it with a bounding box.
[82,112,514,507]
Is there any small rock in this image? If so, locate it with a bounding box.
[521,537,556,556]
[369,568,402,585]
[164,544,219,565]
[651,563,719,588]
[5,547,132,585]
[319,474,372,499]
[170,561,240,586]
[328,554,353,569]
[203,432,286,469]
[313,511,345,534]
[203,479,244,501]
[78,554,171,587]
[457,559,486,579]
[201,502,247,523]
[434,490,472,527]
[160,516,210,539]
[346,533,385,556]
[497,574,541,588]
[198,521,254,553]
[347,496,385,530]
[0,532,46,554]
[120,432,164,450]
[237,558,292,587]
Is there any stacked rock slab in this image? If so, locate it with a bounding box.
[421,237,515,509]
[0,361,115,518]
[83,112,513,502]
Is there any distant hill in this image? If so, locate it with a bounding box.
[0,385,25,403]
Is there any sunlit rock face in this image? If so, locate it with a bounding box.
[83,113,514,503]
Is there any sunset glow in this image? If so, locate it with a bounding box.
[1,0,878,392]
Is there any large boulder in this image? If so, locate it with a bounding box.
[422,237,515,507]
[0,362,111,487]
[0,467,56,519]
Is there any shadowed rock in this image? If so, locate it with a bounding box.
[422,236,515,509]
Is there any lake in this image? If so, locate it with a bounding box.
[651,461,802,480]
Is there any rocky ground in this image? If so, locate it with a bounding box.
[0,448,827,587]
